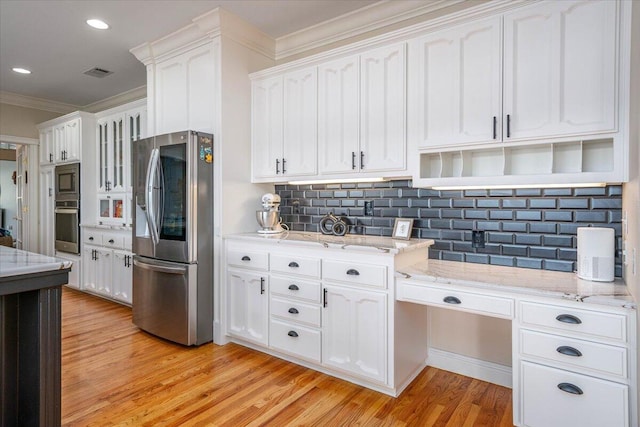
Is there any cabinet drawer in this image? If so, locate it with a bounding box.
[271,297,321,327]
[521,361,628,427]
[323,260,387,288]
[270,276,321,303]
[520,301,627,342]
[397,281,514,318]
[271,254,320,278]
[270,319,321,363]
[83,231,103,245]
[102,234,125,249]
[520,329,627,378]
[227,249,268,271]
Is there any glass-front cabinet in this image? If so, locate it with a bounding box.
[95,100,146,225]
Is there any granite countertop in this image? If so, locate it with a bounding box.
[226,231,434,254]
[0,246,72,278]
[397,259,635,309]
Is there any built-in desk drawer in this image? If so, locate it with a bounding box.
[271,296,321,327]
[397,280,514,319]
[270,319,321,363]
[271,254,320,278]
[520,329,627,379]
[521,361,628,427]
[520,301,627,343]
[323,260,387,288]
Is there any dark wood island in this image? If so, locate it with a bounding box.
[1,247,71,427]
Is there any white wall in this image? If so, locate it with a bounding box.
[0,159,17,233]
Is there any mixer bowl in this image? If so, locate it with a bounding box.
[256,210,280,229]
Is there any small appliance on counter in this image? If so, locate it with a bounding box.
[256,193,285,234]
[577,227,615,282]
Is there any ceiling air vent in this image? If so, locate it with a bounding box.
[83,67,113,78]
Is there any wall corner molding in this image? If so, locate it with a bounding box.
[0,91,77,114]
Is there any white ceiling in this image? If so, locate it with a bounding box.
[0,0,378,107]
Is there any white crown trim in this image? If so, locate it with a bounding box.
[275,0,465,61]
[0,91,76,114]
[0,134,39,145]
[82,86,147,113]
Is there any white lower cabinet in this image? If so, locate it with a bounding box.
[225,236,429,396]
[81,228,133,304]
[227,268,269,346]
[521,362,628,427]
[55,252,81,290]
[322,285,387,383]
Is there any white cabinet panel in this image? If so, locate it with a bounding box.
[360,43,406,172]
[38,166,55,256]
[322,285,387,383]
[412,17,502,148]
[112,250,133,304]
[227,269,269,346]
[503,0,617,140]
[39,128,55,165]
[270,319,321,363]
[283,68,317,177]
[318,55,360,174]
[252,76,284,179]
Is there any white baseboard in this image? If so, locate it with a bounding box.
[426,347,512,388]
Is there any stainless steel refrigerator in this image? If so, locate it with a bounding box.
[131,130,214,346]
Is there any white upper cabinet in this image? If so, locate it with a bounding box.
[503,0,617,141]
[252,67,317,181]
[38,113,93,166]
[283,68,318,177]
[39,128,54,165]
[319,44,407,175]
[412,17,502,149]
[359,44,406,172]
[318,55,360,174]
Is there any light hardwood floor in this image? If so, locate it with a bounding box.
[61,287,513,426]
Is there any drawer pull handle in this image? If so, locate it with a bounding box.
[557,382,583,395]
[288,284,299,291]
[288,261,299,268]
[346,269,360,276]
[288,331,299,338]
[108,239,115,244]
[288,307,299,314]
[89,237,94,241]
[443,296,461,304]
[241,255,251,261]
[556,314,582,325]
[260,277,265,295]
[556,346,582,357]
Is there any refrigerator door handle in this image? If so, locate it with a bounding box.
[146,148,160,245]
[133,258,187,275]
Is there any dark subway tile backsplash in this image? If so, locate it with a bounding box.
[275,181,623,276]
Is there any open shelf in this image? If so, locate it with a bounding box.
[414,137,616,186]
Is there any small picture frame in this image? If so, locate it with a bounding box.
[392,218,414,240]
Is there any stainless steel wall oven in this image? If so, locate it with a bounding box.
[54,163,80,254]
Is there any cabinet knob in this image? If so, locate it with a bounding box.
[556,346,582,357]
[89,237,94,241]
[443,296,461,305]
[108,239,115,244]
[288,261,299,268]
[288,307,299,314]
[241,255,251,261]
[287,331,299,338]
[346,268,360,276]
[557,383,583,395]
[555,314,582,325]
[288,284,299,291]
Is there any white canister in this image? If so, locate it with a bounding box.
[576,227,615,282]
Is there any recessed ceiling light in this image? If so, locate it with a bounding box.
[12,67,31,74]
[86,19,109,30]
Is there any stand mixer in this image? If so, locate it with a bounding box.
[256,193,285,234]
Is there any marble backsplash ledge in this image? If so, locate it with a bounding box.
[275,180,623,277]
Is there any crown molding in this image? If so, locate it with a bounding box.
[130,7,275,66]
[274,0,468,61]
[0,91,76,114]
[0,135,39,145]
[82,86,147,113]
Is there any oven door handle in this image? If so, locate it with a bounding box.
[54,208,79,215]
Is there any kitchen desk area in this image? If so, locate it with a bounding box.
[0,247,71,427]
